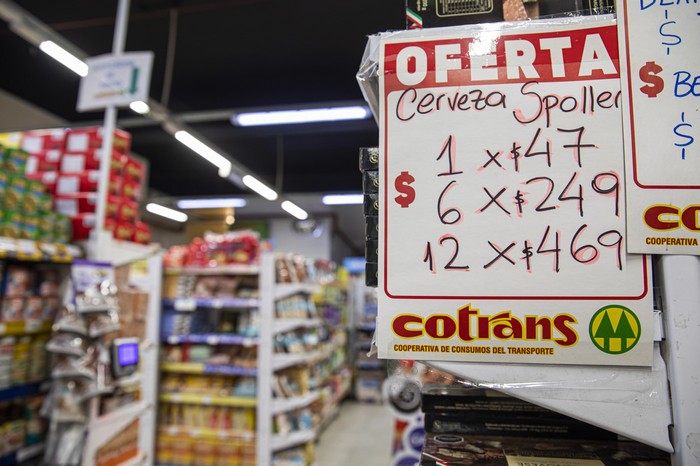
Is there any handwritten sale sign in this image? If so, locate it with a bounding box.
[617,1,700,255]
[377,17,653,366]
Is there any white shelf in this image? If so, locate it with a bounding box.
[166,264,260,276]
[271,391,321,415]
[274,283,321,300]
[271,428,316,452]
[273,318,322,335]
[272,351,323,372]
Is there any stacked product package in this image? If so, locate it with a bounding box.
[419,384,672,466]
[0,137,71,242]
[359,147,379,287]
[16,127,150,244]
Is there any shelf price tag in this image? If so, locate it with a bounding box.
[174,298,197,312]
[617,1,700,254]
[377,16,653,366]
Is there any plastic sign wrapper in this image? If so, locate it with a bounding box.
[375,16,653,366]
[617,1,700,255]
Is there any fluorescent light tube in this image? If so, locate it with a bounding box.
[233,106,370,127]
[174,130,233,175]
[242,175,278,201]
[39,40,88,77]
[177,198,247,209]
[322,194,364,205]
[146,203,188,222]
[129,100,150,114]
[281,201,309,220]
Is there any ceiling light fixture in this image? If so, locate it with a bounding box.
[242,175,278,201]
[281,201,309,220]
[322,194,365,205]
[145,203,188,222]
[232,105,370,127]
[129,100,150,114]
[39,40,88,77]
[174,130,233,177]
[177,198,247,209]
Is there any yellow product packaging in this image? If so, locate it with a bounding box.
[4,148,28,174]
[21,215,40,240]
[38,212,55,243]
[5,175,27,211]
[1,211,23,239]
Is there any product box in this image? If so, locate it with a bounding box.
[64,127,131,154]
[116,199,139,223]
[25,150,62,174]
[405,0,503,29]
[3,148,29,174]
[123,155,145,184]
[60,148,126,173]
[71,213,96,241]
[54,193,98,217]
[38,212,55,243]
[132,222,151,245]
[105,195,122,219]
[121,180,142,202]
[22,180,46,216]
[5,175,27,211]
[25,171,58,195]
[113,222,135,242]
[21,215,40,240]
[0,170,8,203]
[421,432,670,465]
[55,171,100,195]
[21,129,65,153]
[1,211,23,239]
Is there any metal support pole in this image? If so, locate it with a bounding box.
[93,0,130,250]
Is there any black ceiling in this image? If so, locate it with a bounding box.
[0,0,405,197]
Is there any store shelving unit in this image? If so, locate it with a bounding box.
[78,235,163,466]
[0,236,79,466]
[157,260,261,466]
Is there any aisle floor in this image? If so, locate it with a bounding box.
[315,400,393,466]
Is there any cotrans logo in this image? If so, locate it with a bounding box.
[391,304,578,347]
[644,204,700,231]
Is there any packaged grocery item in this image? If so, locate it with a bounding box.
[1,210,23,238]
[3,266,33,296]
[5,175,27,211]
[1,298,24,322]
[123,155,145,184]
[3,148,29,173]
[54,193,98,217]
[132,222,151,245]
[71,214,95,241]
[116,199,138,222]
[22,179,46,215]
[25,150,62,174]
[121,180,142,202]
[64,127,131,154]
[21,129,65,153]
[24,171,58,195]
[113,222,135,241]
[21,215,40,240]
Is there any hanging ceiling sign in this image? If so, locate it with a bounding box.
[377,16,653,366]
[617,1,700,255]
[77,52,153,112]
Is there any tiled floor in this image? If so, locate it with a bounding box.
[315,400,393,466]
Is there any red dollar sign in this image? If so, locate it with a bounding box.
[639,61,664,98]
[394,171,416,208]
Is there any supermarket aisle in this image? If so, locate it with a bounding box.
[316,400,393,466]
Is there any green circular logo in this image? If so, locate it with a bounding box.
[589,305,641,355]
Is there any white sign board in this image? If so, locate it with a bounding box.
[617,1,700,254]
[377,17,653,366]
[77,52,153,112]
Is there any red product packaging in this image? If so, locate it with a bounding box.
[60,149,126,174]
[123,155,145,184]
[55,171,122,196]
[132,222,151,244]
[106,195,122,219]
[21,129,65,153]
[54,193,98,217]
[64,127,131,154]
[25,171,58,194]
[25,150,62,174]
[117,199,139,223]
[71,214,96,240]
[113,222,135,241]
[105,217,117,233]
[122,180,142,202]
